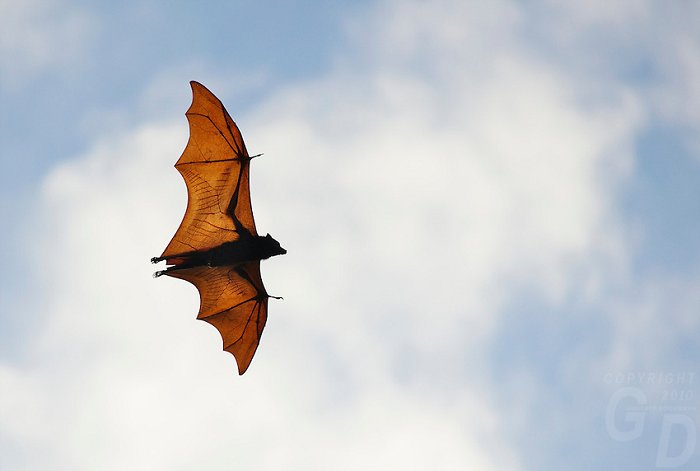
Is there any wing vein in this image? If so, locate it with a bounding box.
[187,112,239,156]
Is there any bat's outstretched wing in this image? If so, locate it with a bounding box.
[159,81,256,261]
[168,262,268,375]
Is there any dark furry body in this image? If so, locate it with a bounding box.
[152,233,285,277]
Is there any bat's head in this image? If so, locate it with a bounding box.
[262,233,286,258]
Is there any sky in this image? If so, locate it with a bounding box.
[1,0,700,470]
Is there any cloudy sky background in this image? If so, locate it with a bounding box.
[1,0,700,469]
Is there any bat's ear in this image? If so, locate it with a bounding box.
[265,233,272,239]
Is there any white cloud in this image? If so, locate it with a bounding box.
[3,0,682,470]
[604,275,700,372]
[651,19,700,154]
[0,0,96,87]
[534,0,700,153]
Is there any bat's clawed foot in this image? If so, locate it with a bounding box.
[153,270,167,278]
[151,256,162,264]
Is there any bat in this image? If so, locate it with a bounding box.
[151,81,286,375]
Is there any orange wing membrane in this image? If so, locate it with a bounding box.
[162,81,255,258]
[167,263,269,374]
[152,81,285,375]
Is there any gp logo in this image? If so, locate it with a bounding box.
[605,372,697,468]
